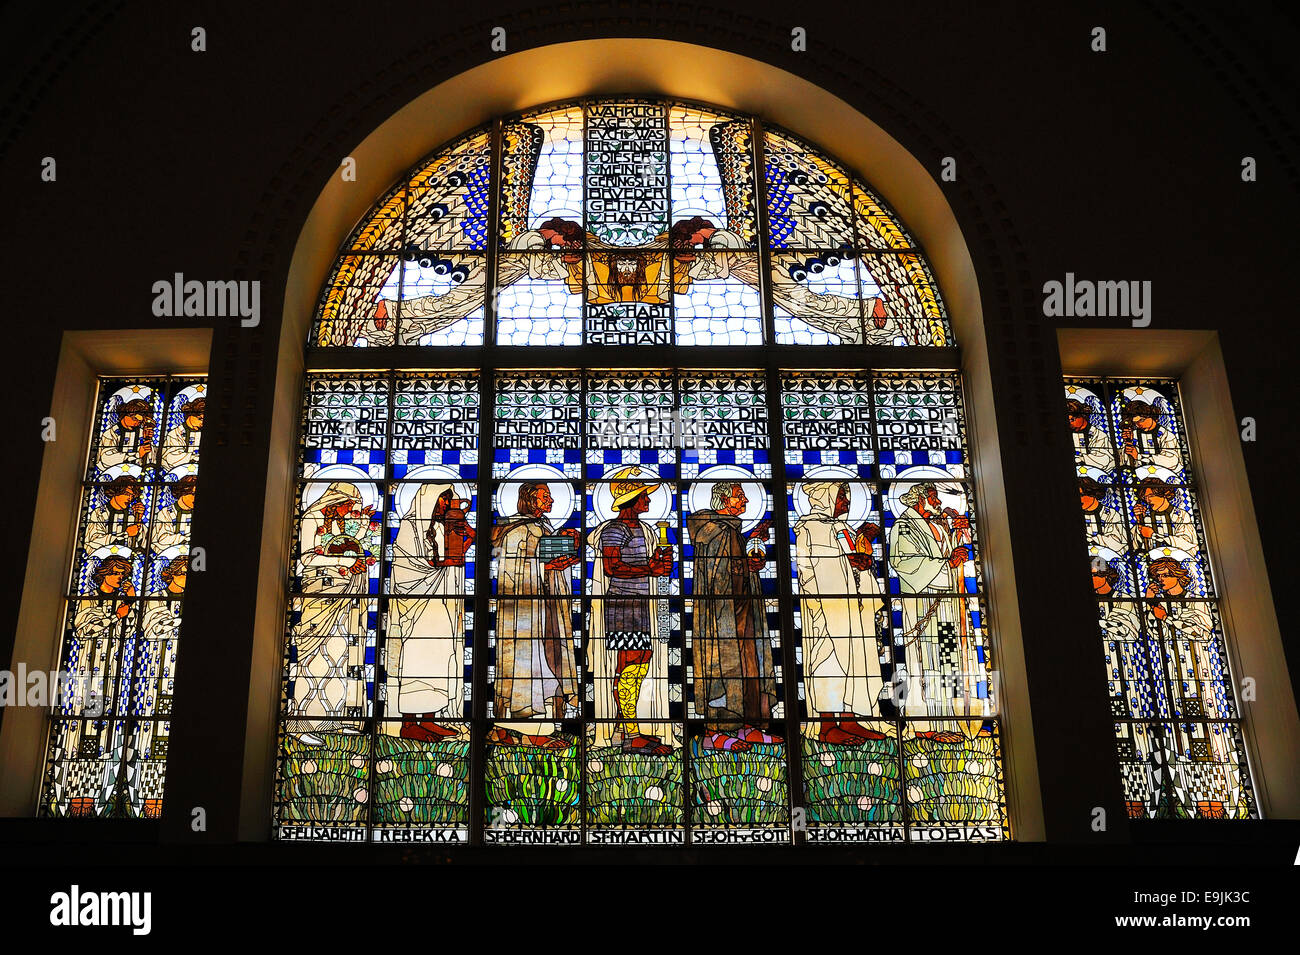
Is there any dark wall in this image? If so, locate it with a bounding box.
[3,0,1297,848]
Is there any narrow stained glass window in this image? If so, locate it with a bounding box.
[1064,378,1257,819]
[40,376,206,818]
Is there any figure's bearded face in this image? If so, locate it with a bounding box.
[833,486,850,518]
[613,254,645,288]
[909,488,939,516]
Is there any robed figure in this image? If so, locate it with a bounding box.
[687,481,779,749]
[887,481,975,740]
[490,482,579,747]
[792,481,888,743]
[389,482,473,741]
[289,482,377,732]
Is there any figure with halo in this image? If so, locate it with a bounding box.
[687,478,780,752]
[588,467,673,755]
[389,480,474,742]
[793,479,889,744]
[289,481,379,733]
[490,480,579,749]
[887,479,975,740]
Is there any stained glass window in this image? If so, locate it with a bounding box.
[39,376,206,817]
[283,97,1000,846]
[278,373,479,841]
[1064,378,1257,819]
[786,372,1004,841]
[311,98,951,349]
[276,369,1006,844]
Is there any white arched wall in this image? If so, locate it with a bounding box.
[246,39,1043,840]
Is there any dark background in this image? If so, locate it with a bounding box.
[1,0,1297,863]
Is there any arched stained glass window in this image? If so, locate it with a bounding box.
[311,100,950,349]
[279,98,1003,846]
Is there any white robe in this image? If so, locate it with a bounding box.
[94,427,152,476]
[1081,503,1127,555]
[1124,428,1183,472]
[1129,504,1198,556]
[388,483,467,720]
[1098,602,1150,717]
[149,502,193,554]
[492,516,577,736]
[83,503,144,555]
[1073,427,1116,471]
[793,483,882,716]
[137,599,182,714]
[159,422,201,474]
[69,598,127,714]
[1150,601,1225,717]
[887,508,969,718]
[291,483,372,719]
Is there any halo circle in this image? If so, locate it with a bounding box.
[592,465,671,523]
[495,463,574,524]
[792,465,870,525]
[886,466,967,518]
[688,465,764,533]
[391,464,470,519]
[300,466,381,515]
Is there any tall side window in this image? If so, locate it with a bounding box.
[39,376,206,817]
[1065,378,1257,819]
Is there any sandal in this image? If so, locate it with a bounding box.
[622,734,672,756]
[735,726,783,745]
[400,720,458,742]
[838,719,889,742]
[700,731,750,752]
[915,729,964,744]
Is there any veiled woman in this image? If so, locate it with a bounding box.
[289,482,376,733]
[388,482,473,741]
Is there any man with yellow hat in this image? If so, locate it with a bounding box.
[590,467,673,755]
